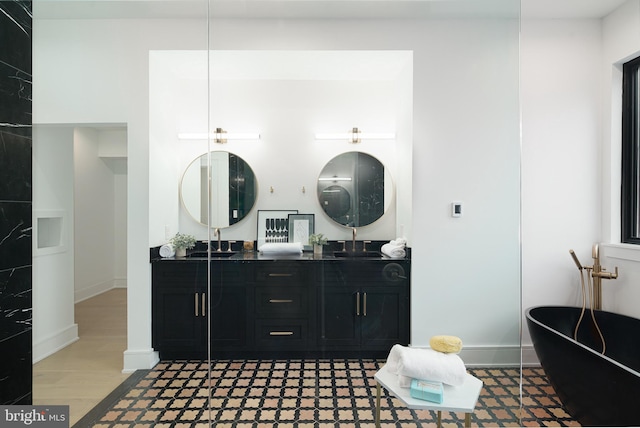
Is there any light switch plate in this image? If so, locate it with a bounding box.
[451,202,462,218]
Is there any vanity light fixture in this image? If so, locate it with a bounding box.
[318,177,352,182]
[178,128,261,143]
[314,127,395,143]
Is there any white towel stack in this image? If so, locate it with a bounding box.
[385,344,466,387]
[159,244,175,258]
[381,238,407,258]
[259,242,303,255]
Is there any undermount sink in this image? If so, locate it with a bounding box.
[333,251,383,258]
[187,251,237,258]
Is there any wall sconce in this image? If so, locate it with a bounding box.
[178,128,261,143]
[314,127,395,143]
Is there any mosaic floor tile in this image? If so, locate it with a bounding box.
[73,360,580,427]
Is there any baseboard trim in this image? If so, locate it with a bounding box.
[521,344,540,366]
[407,344,521,367]
[123,349,159,373]
[458,345,521,366]
[33,324,79,363]
[75,279,125,303]
[113,277,127,288]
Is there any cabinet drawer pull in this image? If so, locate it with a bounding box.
[195,293,199,317]
[269,299,293,303]
[363,292,367,317]
[269,331,294,336]
[268,273,293,277]
[202,293,206,316]
[356,292,360,316]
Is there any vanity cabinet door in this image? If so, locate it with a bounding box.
[359,286,409,350]
[317,261,410,354]
[152,262,208,359]
[153,285,207,358]
[317,286,360,349]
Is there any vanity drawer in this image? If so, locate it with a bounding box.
[255,319,308,349]
[254,262,306,285]
[153,261,207,285]
[255,287,308,317]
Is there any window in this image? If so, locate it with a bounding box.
[622,56,640,244]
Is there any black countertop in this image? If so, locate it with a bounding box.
[150,240,410,262]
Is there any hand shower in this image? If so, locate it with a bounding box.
[569,249,583,270]
[569,248,606,354]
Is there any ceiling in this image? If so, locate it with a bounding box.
[521,0,629,19]
[33,0,631,20]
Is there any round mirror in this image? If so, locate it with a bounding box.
[181,151,257,227]
[317,152,391,227]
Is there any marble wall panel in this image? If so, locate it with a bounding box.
[0,132,31,202]
[0,332,32,404]
[0,266,32,339]
[0,0,32,406]
[0,1,32,135]
[0,202,31,271]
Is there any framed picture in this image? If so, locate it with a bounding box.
[257,210,298,250]
[288,214,315,251]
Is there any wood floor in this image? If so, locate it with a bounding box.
[32,288,130,426]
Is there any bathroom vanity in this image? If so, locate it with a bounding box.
[154,148,410,359]
[151,251,410,359]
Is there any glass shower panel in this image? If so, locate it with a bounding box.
[31,1,212,425]
[207,0,521,426]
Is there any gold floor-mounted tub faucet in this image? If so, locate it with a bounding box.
[569,244,618,310]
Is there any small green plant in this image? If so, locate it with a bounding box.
[170,232,196,250]
[309,233,328,246]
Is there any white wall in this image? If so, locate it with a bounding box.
[32,126,77,362]
[74,127,121,301]
[520,0,640,365]
[98,128,128,286]
[211,19,521,364]
[113,171,128,285]
[150,51,406,245]
[600,1,640,320]
[520,20,603,353]
[34,16,521,369]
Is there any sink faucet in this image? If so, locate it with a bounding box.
[352,227,357,252]
[214,228,221,252]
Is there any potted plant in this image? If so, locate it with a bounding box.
[170,232,196,257]
[309,233,328,257]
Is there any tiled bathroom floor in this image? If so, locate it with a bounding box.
[75,359,579,427]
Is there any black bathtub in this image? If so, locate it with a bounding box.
[526,306,640,426]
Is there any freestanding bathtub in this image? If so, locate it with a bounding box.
[526,306,640,426]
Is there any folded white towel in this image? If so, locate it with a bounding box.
[391,238,407,246]
[385,344,466,387]
[159,244,175,258]
[381,243,406,258]
[259,242,303,254]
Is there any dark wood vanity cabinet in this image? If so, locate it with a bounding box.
[152,257,409,359]
[209,265,248,351]
[317,261,410,353]
[251,261,312,352]
[152,260,247,359]
[152,261,208,358]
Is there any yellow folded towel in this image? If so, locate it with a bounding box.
[430,335,463,354]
